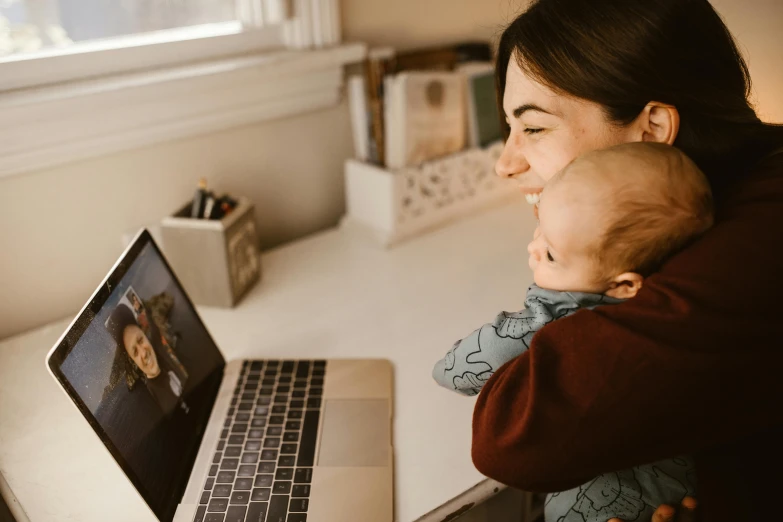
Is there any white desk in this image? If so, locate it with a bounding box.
[0,200,537,522]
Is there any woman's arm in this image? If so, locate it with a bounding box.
[472,158,783,492]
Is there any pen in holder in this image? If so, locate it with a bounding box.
[161,197,261,307]
[190,178,239,221]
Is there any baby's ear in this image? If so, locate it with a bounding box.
[605,273,644,299]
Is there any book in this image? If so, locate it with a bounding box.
[458,62,502,148]
[384,71,467,170]
[390,41,493,74]
[364,47,396,165]
[347,75,371,162]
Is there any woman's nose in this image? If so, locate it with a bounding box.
[495,136,530,179]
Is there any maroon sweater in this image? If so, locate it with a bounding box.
[472,150,783,522]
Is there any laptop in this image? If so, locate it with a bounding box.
[45,229,394,522]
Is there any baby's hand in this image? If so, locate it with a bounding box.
[608,497,697,522]
[453,372,490,390]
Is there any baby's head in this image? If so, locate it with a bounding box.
[528,142,713,298]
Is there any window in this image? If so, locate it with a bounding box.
[0,0,241,54]
[0,0,357,179]
[0,0,294,91]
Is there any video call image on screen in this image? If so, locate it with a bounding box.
[59,242,224,517]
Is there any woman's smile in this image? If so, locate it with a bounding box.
[523,191,541,205]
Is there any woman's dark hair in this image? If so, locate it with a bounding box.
[105,304,143,391]
[496,0,783,196]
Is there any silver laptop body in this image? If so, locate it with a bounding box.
[46,229,394,522]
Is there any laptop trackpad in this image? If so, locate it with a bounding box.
[317,399,390,467]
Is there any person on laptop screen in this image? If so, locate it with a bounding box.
[106,303,189,415]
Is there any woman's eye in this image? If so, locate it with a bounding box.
[546,250,555,262]
[524,128,544,135]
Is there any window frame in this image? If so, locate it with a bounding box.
[0,42,366,179]
[0,0,358,179]
[0,21,285,92]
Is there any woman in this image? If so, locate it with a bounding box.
[107,303,188,415]
[471,1,783,521]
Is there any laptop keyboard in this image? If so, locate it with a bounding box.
[194,360,326,522]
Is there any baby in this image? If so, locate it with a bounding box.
[432,142,713,522]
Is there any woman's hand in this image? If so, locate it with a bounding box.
[608,497,697,522]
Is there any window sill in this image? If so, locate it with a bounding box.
[0,42,367,179]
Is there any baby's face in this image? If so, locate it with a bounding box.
[527,177,609,293]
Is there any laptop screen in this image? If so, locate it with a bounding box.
[47,230,225,522]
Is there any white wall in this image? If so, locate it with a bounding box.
[341,0,521,51]
[0,103,356,338]
[1,0,781,340]
[0,0,514,340]
[710,0,783,122]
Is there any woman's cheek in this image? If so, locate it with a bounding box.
[539,137,581,181]
[531,149,559,183]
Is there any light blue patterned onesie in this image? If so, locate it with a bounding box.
[432,284,697,522]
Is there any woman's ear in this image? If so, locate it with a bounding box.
[604,272,644,299]
[635,102,680,145]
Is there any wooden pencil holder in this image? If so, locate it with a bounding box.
[340,142,516,247]
[161,198,261,308]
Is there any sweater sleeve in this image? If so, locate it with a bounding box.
[472,157,783,493]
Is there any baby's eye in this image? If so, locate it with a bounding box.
[546,249,555,262]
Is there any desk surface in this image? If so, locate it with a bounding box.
[0,200,536,522]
